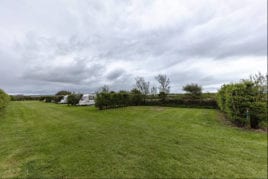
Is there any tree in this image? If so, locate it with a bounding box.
[55,90,71,96]
[183,83,202,98]
[150,86,158,96]
[135,77,150,103]
[100,85,109,93]
[248,72,267,101]
[67,93,82,106]
[135,77,150,96]
[155,74,170,94]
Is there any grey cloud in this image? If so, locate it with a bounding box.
[0,0,266,94]
[106,69,125,81]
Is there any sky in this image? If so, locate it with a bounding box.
[0,0,267,95]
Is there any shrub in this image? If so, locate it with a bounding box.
[159,92,167,102]
[54,95,64,103]
[10,95,42,101]
[67,94,82,106]
[0,89,10,109]
[55,90,72,96]
[216,79,266,128]
[249,102,266,129]
[130,89,143,105]
[95,90,217,110]
[42,96,54,103]
[183,83,202,99]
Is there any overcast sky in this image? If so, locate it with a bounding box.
[0,0,267,95]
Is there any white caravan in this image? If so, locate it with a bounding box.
[78,94,95,106]
[58,95,68,104]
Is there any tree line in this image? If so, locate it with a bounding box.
[95,74,215,110]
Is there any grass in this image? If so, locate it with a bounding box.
[0,101,267,178]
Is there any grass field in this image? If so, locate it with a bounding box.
[0,101,267,178]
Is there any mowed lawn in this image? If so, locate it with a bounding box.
[0,101,267,178]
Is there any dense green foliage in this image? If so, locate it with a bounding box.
[96,90,217,110]
[183,83,202,99]
[95,90,141,110]
[39,95,64,103]
[55,90,72,96]
[67,93,82,106]
[40,96,56,103]
[145,98,217,108]
[0,89,10,109]
[0,101,266,178]
[10,95,41,101]
[217,79,266,128]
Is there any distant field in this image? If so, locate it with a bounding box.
[0,101,267,178]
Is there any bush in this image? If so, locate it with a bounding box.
[41,96,54,103]
[145,98,217,109]
[216,80,266,128]
[249,102,266,129]
[95,90,217,110]
[0,89,10,109]
[159,92,167,102]
[130,89,143,106]
[183,83,202,99]
[67,94,82,106]
[55,90,72,96]
[11,95,41,101]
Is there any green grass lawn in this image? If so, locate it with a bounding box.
[0,101,267,178]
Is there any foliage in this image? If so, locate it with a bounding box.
[145,98,217,109]
[67,93,82,106]
[10,95,41,101]
[40,96,56,103]
[249,102,266,129]
[158,92,167,102]
[130,88,143,105]
[155,74,170,93]
[95,89,217,110]
[217,73,267,128]
[135,77,150,96]
[0,89,10,109]
[55,90,72,96]
[95,89,144,110]
[183,83,202,99]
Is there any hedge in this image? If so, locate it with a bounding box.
[0,89,10,109]
[95,91,217,110]
[67,94,82,106]
[10,95,42,101]
[216,81,266,128]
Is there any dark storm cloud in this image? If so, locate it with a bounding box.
[0,0,266,94]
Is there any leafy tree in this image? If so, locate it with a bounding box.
[55,90,71,96]
[67,93,82,106]
[248,72,267,101]
[183,83,202,98]
[155,74,170,93]
[135,77,150,102]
